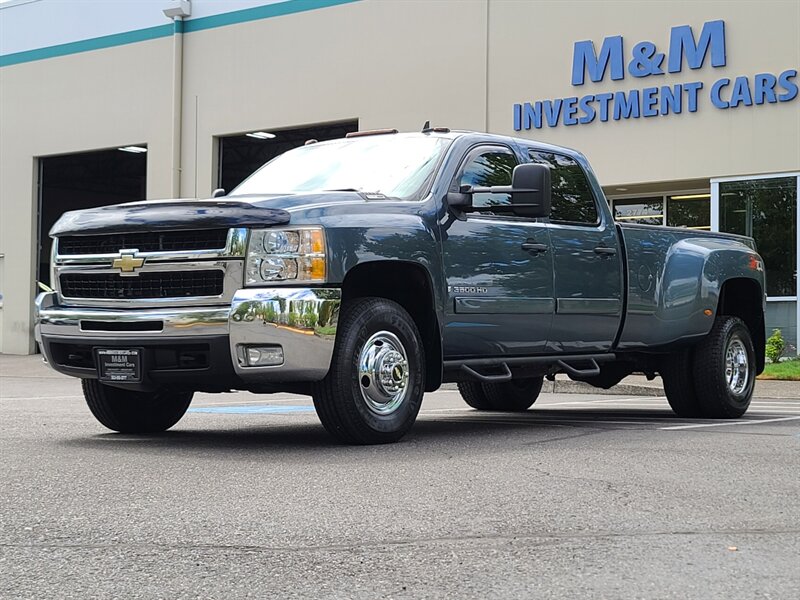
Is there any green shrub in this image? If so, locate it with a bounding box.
[765,329,785,364]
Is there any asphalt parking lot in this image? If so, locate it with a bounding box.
[1,355,799,599]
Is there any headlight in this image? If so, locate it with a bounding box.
[246,227,326,285]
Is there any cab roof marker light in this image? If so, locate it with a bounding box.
[118,146,147,153]
[345,129,399,138]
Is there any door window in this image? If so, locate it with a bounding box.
[459,149,517,211]
[528,151,599,225]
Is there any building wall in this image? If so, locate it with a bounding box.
[486,0,800,186]
[178,0,489,198]
[0,37,176,353]
[1,0,798,353]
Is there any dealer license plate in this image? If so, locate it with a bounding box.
[96,348,142,382]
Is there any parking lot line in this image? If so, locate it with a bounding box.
[661,416,800,430]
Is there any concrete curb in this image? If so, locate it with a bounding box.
[441,380,665,396]
[543,379,665,396]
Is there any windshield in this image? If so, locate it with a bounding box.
[229,134,451,199]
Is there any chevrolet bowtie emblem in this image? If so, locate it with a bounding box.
[113,252,145,273]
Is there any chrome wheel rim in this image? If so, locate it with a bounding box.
[725,336,750,395]
[358,331,409,415]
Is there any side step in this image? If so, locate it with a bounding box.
[444,354,615,383]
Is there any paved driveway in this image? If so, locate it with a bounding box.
[1,356,799,599]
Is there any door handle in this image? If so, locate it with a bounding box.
[594,246,617,256]
[521,242,548,254]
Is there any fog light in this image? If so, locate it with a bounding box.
[238,345,284,367]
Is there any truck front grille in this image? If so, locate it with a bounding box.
[60,271,225,299]
[58,229,230,255]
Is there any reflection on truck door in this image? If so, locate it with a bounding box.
[441,145,554,358]
[529,150,623,353]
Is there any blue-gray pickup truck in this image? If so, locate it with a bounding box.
[35,128,766,444]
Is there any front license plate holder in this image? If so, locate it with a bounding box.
[96,348,142,383]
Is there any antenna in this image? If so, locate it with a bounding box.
[422,120,431,132]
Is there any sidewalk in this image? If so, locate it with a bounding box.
[548,373,798,399]
[1,353,797,399]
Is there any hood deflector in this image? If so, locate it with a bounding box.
[50,200,290,236]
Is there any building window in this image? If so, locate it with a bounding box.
[667,193,711,229]
[609,192,711,229]
[719,177,797,298]
[612,197,664,225]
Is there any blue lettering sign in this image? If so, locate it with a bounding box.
[753,73,777,104]
[642,87,659,116]
[596,93,614,121]
[660,84,682,114]
[711,78,730,108]
[525,102,542,129]
[729,76,753,107]
[613,90,640,120]
[563,97,579,125]
[543,99,563,127]
[628,42,665,78]
[571,35,624,85]
[513,21,796,130]
[578,95,596,123]
[778,69,798,102]
[683,81,703,112]
[668,20,726,73]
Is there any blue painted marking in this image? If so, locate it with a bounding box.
[183,0,361,33]
[0,25,174,67]
[1,0,362,67]
[189,404,314,414]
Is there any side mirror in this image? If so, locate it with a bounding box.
[510,164,551,218]
[212,188,226,198]
[446,184,473,209]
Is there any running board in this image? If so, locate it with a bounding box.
[444,353,615,383]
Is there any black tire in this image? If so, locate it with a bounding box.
[82,379,193,433]
[661,348,704,418]
[482,377,544,412]
[457,381,493,410]
[312,297,425,444]
[693,316,756,418]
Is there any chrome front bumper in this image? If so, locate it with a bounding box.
[35,288,341,384]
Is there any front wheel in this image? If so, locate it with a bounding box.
[312,297,425,444]
[82,379,193,433]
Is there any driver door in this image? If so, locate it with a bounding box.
[440,145,554,359]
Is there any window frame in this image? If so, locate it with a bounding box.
[450,144,530,219]
[712,171,800,357]
[606,189,712,230]
[525,148,602,227]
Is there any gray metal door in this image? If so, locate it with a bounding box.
[441,146,554,359]
[528,150,623,353]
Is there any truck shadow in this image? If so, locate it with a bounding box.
[57,407,686,456]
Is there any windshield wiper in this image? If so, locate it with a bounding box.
[322,188,360,192]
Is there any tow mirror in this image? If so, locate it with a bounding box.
[446,184,473,208]
[510,164,551,219]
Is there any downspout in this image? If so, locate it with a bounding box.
[171,17,184,198]
[163,1,190,198]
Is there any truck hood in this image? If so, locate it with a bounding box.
[49,192,378,236]
[50,198,292,236]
